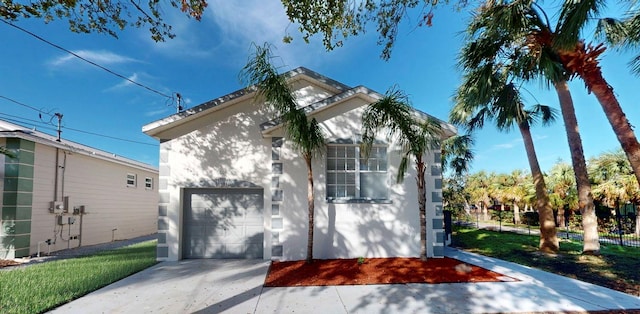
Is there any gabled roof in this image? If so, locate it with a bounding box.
[143,67,456,140]
[0,119,157,172]
[259,85,457,138]
[142,67,350,139]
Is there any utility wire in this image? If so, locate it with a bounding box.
[0,101,158,146]
[63,126,158,146]
[1,19,174,100]
[0,95,54,118]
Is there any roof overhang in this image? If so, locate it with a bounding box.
[142,67,351,140]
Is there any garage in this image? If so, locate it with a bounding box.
[182,188,264,259]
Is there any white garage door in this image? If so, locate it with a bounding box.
[183,188,264,259]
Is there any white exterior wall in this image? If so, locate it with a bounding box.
[157,100,272,261]
[29,143,158,255]
[150,72,448,262]
[274,102,440,261]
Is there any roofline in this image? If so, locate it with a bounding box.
[142,67,351,139]
[0,128,157,173]
[260,85,383,134]
[260,85,457,139]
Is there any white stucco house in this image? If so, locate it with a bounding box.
[0,120,158,259]
[143,67,455,262]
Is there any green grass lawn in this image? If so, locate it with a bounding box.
[453,227,640,296]
[0,240,157,314]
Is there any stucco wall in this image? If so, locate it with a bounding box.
[28,143,158,255]
[156,99,273,261]
[154,78,446,262]
[274,104,442,260]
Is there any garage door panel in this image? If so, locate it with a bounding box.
[245,226,264,240]
[183,188,264,259]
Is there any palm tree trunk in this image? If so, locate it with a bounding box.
[557,206,565,228]
[585,68,640,189]
[304,154,315,263]
[513,203,520,225]
[518,121,559,253]
[559,44,640,190]
[416,156,428,260]
[482,201,489,221]
[553,81,600,254]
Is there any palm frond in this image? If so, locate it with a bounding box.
[0,147,15,158]
[556,0,605,49]
[442,133,475,176]
[242,42,326,158]
[240,42,297,115]
[397,154,410,184]
[527,104,558,127]
[361,86,414,155]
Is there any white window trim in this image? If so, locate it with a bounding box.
[326,144,390,203]
[126,173,137,188]
[144,177,153,190]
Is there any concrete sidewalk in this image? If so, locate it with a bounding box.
[49,248,640,314]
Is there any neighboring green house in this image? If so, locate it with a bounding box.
[0,119,158,259]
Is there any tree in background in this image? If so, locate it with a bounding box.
[241,43,325,263]
[442,134,475,218]
[0,0,207,41]
[464,0,602,254]
[361,87,442,260]
[547,161,578,228]
[451,59,559,252]
[588,149,640,213]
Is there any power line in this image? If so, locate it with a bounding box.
[0,19,174,100]
[0,95,54,118]
[0,104,158,147]
[63,126,158,146]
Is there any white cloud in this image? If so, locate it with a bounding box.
[145,0,338,67]
[108,73,139,90]
[49,50,138,67]
[493,138,522,150]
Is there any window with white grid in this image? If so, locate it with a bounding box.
[326,144,388,200]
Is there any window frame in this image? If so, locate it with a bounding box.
[325,143,390,203]
[126,173,137,188]
[144,177,153,190]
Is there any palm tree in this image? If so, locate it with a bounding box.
[241,43,325,263]
[442,134,475,219]
[442,134,475,177]
[589,149,640,208]
[451,64,560,253]
[597,5,640,75]
[526,1,640,196]
[361,87,442,260]
[507,169,528,225]
[547,161,578,228]
[466,171,492,222]
[465,0,601,254]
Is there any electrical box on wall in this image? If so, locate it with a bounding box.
[57,216,76,225]
[50,201,64,214]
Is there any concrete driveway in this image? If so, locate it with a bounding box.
[48,248,640,314]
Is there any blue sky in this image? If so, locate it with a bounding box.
[1,1,638,175]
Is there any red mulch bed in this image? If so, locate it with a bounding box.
[0,259,20,268]
[264,257,518,287]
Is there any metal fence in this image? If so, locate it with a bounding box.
[450,209,640,248]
